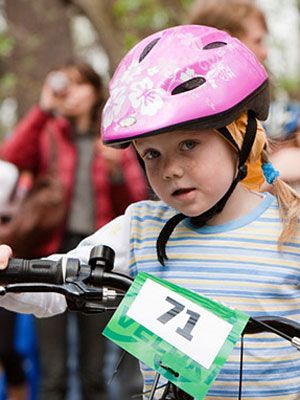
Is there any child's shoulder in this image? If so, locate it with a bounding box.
[259,193,300,244]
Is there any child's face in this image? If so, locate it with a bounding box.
[135,129,237,217]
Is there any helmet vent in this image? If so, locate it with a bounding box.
[203,41,227,50]
[171,77,206,95]
[139,38,160,62]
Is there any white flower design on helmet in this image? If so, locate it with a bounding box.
[180,68,196,82]
[147,66,159,76]
[129,77,165,116]
[178,32,202,49]
[206,63,235,89]
[102,86,126,129]
[120,60,142,85]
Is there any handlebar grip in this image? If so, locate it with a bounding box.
[0,258,65,284]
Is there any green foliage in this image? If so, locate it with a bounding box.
[279,76,300,100]
[0,72,16,97]
[180,0,195,8]
[0,33,14,57]
[113,0,194,50]
[0,33,16,99]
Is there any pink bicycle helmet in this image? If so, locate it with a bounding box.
[101,25,270,265]
[101,24,268,147]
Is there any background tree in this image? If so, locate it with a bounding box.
[3,0,73,117]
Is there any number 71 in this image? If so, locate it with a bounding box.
[157,296,200,341]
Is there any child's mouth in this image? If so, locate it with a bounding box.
[172,188,195,198]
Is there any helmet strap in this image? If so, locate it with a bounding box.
[156,111,258,265]
[191,110,257,223]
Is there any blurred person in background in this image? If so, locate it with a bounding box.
[0,60,148,400]
[0,309,28,400]
[188,0,300,190]
[0,160,28,400]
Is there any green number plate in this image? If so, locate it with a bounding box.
[103,272,249,399]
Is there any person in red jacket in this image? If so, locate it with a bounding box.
[0,60,148,400]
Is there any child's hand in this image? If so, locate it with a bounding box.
[0,245,12,270]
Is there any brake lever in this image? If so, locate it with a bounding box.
[0,282,71,296]
[0,280,108,313]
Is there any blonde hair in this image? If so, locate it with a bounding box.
[188,0,268,38]
[262,151,300,245]
[227,113,300,245]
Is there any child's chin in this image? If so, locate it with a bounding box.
[177,210,201,218]
[179,207,210,218]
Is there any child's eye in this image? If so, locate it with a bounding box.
[181,140,197,151]
[143,149,160,160]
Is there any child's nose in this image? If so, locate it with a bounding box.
[162,157,184,180]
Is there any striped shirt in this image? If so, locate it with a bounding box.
[120,192,300,399]
[2,192,300,398]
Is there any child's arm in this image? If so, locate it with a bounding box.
[0,291,67,318]
[0,244,67,317]
[65,211,132,276]
[0,209,133,317]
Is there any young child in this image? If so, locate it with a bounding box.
[1,25,300,399]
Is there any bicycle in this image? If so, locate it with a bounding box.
[1,245,300,400]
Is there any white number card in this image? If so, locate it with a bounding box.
[126,278,233,369]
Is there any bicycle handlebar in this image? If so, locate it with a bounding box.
[1,245,300,344]
[0,244,117,285]
[0,245,133,313]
